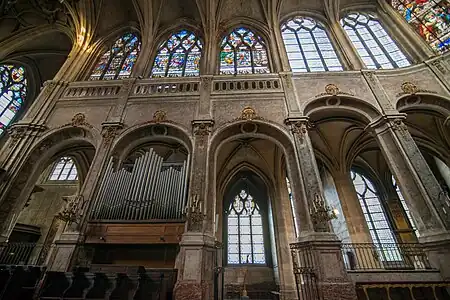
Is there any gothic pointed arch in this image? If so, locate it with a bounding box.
[150,29,203,77]
[219,27,270,75]
[281,16,343,72]
[340,12,410,69]
[89,32,141,80]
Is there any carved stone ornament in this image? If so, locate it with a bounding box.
[61,113,93,129]
[56,194,86,224]
[184,194,206,232]
[7,123,47,148]
[101,123,123,145]
[285,118,313,144]
[315,84,354,98]
[390,118,409,134]
[398,81,437,97]
[310,193,337,232]
[241,106,257,120]
[192,120,214,136]
[153,110,167,123]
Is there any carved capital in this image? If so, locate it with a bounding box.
[192,119,214,136]
[101,122,124,145]
[7,123,47,148]
[285,117,313,143]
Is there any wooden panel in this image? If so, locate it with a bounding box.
[85,222,185,244]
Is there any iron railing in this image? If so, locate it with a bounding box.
[0,243,50,265]
[341,243,432,271]
[290,243,321,300]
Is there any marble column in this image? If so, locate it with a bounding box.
[370,115,450,279]
[285,117,357,300]
[173,120,216,300]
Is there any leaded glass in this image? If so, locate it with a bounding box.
[226,189,266,265]
[49,157,78,181]
[392,176,419,236]
[392,0,450,53]
[220,27,270,75]
[151,30,202,77]
[0,65,26,135]
[90,33,141,80]
[351,171,401,261]
[341,13,411,69]
[281,17,343,72]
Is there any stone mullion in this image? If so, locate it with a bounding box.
[328,20,364,70]
[372,118,448,233]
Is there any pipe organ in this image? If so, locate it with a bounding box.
[91,148,188,221]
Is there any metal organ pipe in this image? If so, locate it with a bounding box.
[91,157,114,219]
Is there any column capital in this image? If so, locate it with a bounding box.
[367,113,408,131]
[284,116,314,142]
[192,119,214,136]
[101,122,124,146]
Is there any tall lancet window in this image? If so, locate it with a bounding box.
[281,17,343,72]
[220,27,270,75]
[151,30,202,77]
[89,32,141,80]
[392,176,419,236]
[341,13,410,69]
[391,0,450,53]
[226,188,266,265]
[0,65,27,135]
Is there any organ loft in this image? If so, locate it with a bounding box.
[0,0,450,299]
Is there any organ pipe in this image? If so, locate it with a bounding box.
[91,148,188,221]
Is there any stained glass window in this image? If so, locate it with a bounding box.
[281,17,343,72]
[49,157,78,181]
[220,27,270,75]
[351,171,401,261]
[227,189,266,265]
[392,176,419,236]
[89,32,141,80]
[0,65,26,135]
[151,30,202,77]
[392,0,450,53]
[341,13,411,69]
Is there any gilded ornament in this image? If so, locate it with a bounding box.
[241,106,257,120]
[401,82,418,95]
[153,110,167,123]
[325,84,340,96]
[310,193,336,232]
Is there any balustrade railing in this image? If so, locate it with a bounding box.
[341,243,432,271]
[0,243,50,265]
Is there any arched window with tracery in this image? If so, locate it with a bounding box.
[220,27,270,75]
[351,171,398,246]
[341,13,410,69]
[281,17,343,72]
[391,0,450,53]
[151,30,202,77]
[0,65,27,135]
[48,157,78,181]
[89,32,141,80]
[225,174,269,265]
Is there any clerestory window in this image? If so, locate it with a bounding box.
[49,157,78,181]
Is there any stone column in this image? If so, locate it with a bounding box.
[370,115,450,279]
[333,171,372,243]
[173,120,216,300]
[48,122,123,272]
[285,117,357,300]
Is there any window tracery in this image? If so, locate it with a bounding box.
[220,27,270,75]
[392,0,450,53]
[151,30,202,77]
[281,17,343,72]
[341,13,410,69]
[49,157,78,181]
[0,65,26,135]
[226,189,266,265]
[89,33,141,80]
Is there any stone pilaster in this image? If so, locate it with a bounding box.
[173,119,215,300]
[370,115,450,278]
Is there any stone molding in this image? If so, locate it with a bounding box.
[101,122,124,145]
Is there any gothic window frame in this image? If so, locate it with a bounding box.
[89,32,141,81]
[224,173,272,266]
[0,64,27,136]
[351,169,402,262]
[391,0,450,53]
[48,157,78,181]
[150,29,203,78]
[219,26,271,75]
[392,175,419,236]
[281,16,344,72]
[341,12,411,69]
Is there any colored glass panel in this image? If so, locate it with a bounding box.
[392,0,450,53]
[341,13,410,69]
[220,27,270,75]
[151,30,202,77]
[0,65,26,135]
[281,17,343,72]
[49,157,78,181]
[89,33,141,80]
[227,189,266,265]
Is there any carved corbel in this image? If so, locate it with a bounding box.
[101,122,124,145]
